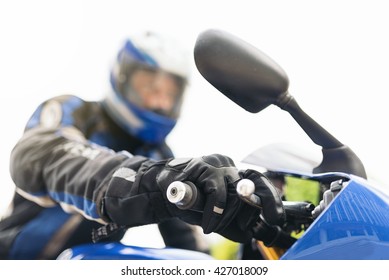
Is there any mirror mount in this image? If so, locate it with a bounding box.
[194,29,367,178]
[277,91,366,177]
[276,91,343,149]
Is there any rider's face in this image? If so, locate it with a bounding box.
[129,69,182,115]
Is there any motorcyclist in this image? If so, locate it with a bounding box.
[0,31,285,259]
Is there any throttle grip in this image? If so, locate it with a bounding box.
[166,179,262,212]
[167,179,263,211]
[167,179,314,223]
[166,181,204,212]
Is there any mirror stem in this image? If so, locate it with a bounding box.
[276,91,342,149]
[276,91,367,178]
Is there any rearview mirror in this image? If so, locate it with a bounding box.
[194,29,289,113]
[194,28,367,178]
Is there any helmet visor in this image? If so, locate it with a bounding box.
[115,61,186,119]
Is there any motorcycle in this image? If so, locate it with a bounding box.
[58,29,389,260]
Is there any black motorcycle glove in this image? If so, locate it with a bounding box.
[102,154,285,243]
[239,169,286,226]
[146,153,255,242]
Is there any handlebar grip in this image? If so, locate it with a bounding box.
[167,179,314,221]
[167,179,263,212]
[166,179,259,211]
[166,181,204,212]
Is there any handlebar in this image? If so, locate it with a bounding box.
[167,179,315,222]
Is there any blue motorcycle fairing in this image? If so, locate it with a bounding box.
[281,175,389,260]
[57,242,214,260]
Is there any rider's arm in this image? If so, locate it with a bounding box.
[10,94,285,243]
[9,94,154,225]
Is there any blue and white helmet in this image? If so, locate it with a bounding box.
[104,31,191,144]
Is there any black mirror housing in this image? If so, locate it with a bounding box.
[194,28,366,178]
[194,29,289,113]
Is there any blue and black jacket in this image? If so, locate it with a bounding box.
[0,94,200,259]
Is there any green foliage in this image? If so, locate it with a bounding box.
[284,176,320,206]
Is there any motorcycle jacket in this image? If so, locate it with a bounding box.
[0,94,204,259]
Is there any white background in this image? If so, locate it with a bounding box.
[1,0,389,232]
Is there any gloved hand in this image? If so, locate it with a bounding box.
[102,154,285,243]
[143,154,286,243]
